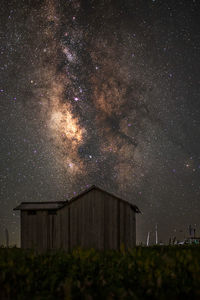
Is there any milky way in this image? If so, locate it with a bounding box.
[37,0,162,190]
[1,0,200,245]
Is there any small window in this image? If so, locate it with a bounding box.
[28,210,36,215]
[48,210,57,215]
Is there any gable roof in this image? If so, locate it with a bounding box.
[67,185,141,213]
[13,185,141,213]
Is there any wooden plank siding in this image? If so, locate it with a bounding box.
[36,211,47,252]
[103,191,116,249]
[21,211,27,248]
[19,187,137,251]
[54,210,61,249]
[131,208,136,247]
[93,189,104,249]
[59,206,69,251]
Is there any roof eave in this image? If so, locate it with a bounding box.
[130,205,141,213]
[13,203,66,211]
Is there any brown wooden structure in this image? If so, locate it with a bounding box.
[14,186,140,251]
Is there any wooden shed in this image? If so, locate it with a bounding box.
[14,185,140,251]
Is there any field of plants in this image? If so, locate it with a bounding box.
[0,245,200,299]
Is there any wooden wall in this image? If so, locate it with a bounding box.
[21,211,57,252]
[58,188,136,251]
[21,189,136,251]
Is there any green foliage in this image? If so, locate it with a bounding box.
[0,246,200,299]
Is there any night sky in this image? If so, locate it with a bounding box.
[1,0,200,246]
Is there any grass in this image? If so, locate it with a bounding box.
[0,245,200,299]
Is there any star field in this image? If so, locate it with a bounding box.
[0,0,200,245]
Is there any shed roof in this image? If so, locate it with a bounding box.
[13,201,65,211]
[13,185,141,213]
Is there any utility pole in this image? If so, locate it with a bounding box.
[155,224,158,245]
[146,231,150,246]
[5,228,9,248]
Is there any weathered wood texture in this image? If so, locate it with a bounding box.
[21,211,56,251]
[20,188,136,251]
